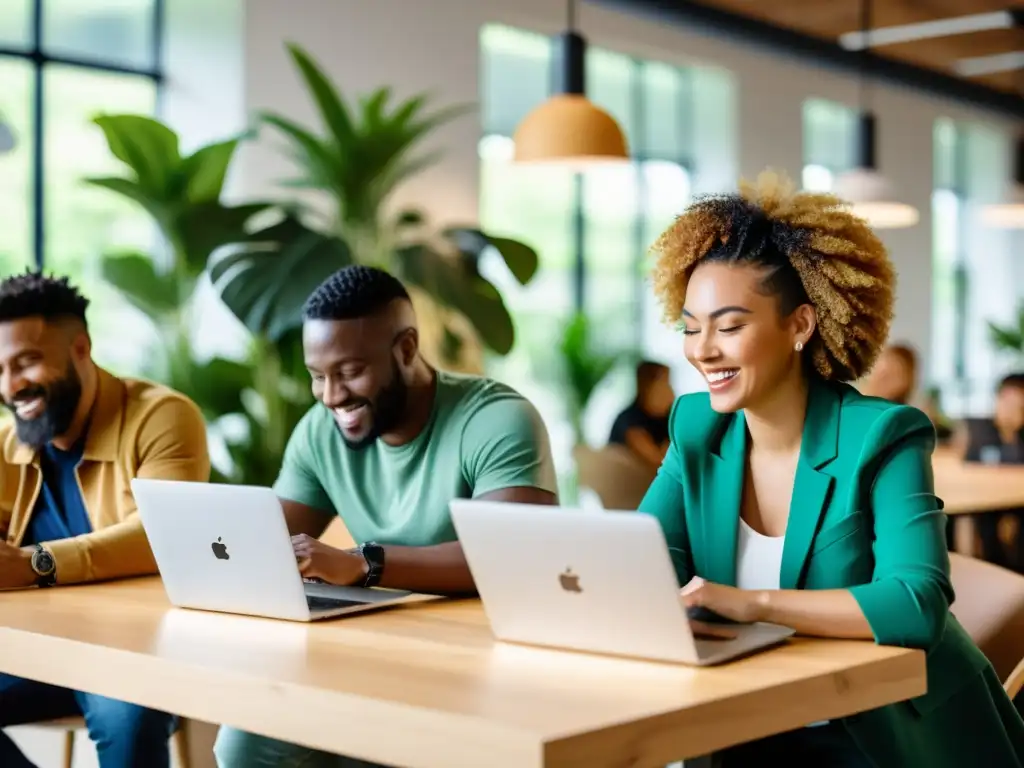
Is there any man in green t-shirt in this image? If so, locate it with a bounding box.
[214,265,558,768]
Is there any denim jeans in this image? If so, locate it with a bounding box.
[214,727,385,768]
[0,673,177,768]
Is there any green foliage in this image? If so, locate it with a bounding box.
[85,114,312,485]
[988,303,1024,360]
[558,313,622,442]
[209,212,353,342]
[88,115,269,283]
[214,42,539,367]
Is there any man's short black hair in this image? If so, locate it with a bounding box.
[636,360,669,390]
[998,372,1024,393]
[0,270,90,326]
[303,265,411,321]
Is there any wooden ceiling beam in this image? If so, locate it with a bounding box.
[594,0,1024,117]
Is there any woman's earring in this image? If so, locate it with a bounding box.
[794,341,804,352]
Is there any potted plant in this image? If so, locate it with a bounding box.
[211,43,540,374]
[988,302,1024,366]
[558,312,622,446]
[87,114,311,485]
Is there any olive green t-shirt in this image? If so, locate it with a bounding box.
[273,371,558,546]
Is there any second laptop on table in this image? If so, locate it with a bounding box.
[450,499,794,665]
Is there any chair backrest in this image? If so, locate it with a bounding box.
[573,444,657,511]
[949,552,1024,683]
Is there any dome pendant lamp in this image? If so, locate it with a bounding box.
[832,0,919,229]
[982,135,1024,228]
[834,111,920,228]
[512,0,629,168]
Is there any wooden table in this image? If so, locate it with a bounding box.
[0,578,925,767]
[933,451,1024,515]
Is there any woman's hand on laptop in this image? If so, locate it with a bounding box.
[292,534,366,586]
[680,576,764,625]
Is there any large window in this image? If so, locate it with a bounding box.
[0,0,162,373]
[479,24,733,490]
[802,98,857,192]
[933,118,1023,415]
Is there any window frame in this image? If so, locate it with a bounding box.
[0,0,165,269]
[932,120,972,412]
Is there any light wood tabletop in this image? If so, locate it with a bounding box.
[0,578,925,767]
[933,450,1024,515]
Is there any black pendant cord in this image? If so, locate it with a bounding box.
[857,0,873,116]
[554,0,586,96]
[1016,68,1024,186]
[855,0,877,171]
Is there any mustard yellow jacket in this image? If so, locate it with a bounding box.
[1,367,210,584]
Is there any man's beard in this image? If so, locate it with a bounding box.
[340,360,409,451]
[6,364,83,450]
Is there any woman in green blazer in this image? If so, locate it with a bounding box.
[638,170,1024,767]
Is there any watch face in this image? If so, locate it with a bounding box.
[362,543,384,569]
[32,550,55,575]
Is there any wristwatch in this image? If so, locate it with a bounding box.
[359,542,385,588]
[30,545,56,587]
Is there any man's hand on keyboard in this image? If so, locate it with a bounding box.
[292,534,367,587]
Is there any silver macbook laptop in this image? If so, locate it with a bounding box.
[449,500,794,665]
[132,478,433,621]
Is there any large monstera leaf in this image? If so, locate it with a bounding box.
[393,243,515,356]
[209,212,354,342]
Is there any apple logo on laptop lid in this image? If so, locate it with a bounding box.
[559,567,582,593]
[211,537,230,560]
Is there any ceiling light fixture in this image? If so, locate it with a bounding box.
[840,10,1021,50]
[982,135,1024,229]
[955,51,1024,78]
[512,0,629,169]
[832,0,918,229]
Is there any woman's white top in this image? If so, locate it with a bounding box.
[735,518,829,727]
[735,518,785,591]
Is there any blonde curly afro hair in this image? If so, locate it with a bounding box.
[650,169,895,382]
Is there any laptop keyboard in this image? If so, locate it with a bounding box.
[306,595,369,612]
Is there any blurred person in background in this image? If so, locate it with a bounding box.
[862,343,952,441]
[608,360,675,471]
[954,373,1024,570]
[955,373,1024,466]
[860,342,918,405]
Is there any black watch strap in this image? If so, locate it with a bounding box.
[30,545,56,587]
[359,542,385,588]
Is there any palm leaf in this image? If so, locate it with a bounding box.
[101,252,179,319]
[285,42,355,146]
[92,115,180,199]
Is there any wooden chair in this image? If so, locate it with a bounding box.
[31,715,191,768]
[949,552,1024,694]
[573,444,657,511]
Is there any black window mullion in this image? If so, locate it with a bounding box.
[951,124,970,399]
[631,57,645,349]
[30,0,43,269]
[152,0,166,115]
[10,0,166,270]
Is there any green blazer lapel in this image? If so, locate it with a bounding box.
[779,380,840,589]
[701,412,746,586]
